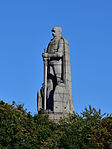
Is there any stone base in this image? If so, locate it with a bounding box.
[39,109,71,122]
[48,112,69,122]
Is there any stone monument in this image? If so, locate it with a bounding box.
[37,26,74,121]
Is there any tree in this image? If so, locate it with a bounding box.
[0,100,112,149]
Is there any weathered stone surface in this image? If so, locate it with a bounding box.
[37,26,74,121]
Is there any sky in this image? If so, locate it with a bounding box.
[0,0,112,115]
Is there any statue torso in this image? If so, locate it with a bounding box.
[47,37,61,54]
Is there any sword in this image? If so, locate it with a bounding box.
[43,48,47,110]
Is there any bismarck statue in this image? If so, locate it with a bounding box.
[37,26,74,121]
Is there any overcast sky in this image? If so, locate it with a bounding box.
[0,0,112,115]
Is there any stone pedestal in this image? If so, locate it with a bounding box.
[39,110,72,122]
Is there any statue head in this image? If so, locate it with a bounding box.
[52,26,62,38]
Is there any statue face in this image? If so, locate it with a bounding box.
[52,29,59,37]
[52,27,62,38]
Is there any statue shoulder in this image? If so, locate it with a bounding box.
[49,38,53,44]
[61,37,69,45]
[47,38,53,48]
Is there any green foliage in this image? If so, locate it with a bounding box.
[0,101,112,149]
